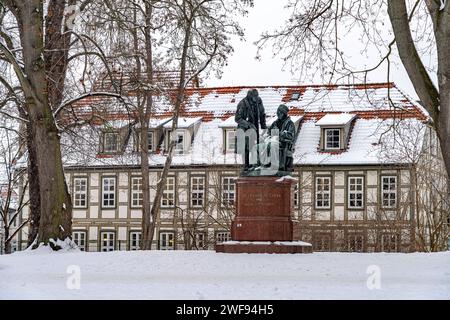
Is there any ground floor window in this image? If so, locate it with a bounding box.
[101,231,115,252]
[347,234,364,252]
[130,231,141,250]
[216,232,231,243]
[73,231,87,251]
[195,232,206,249]
[314,234,331,251]
[380,234,398,252]
[11,240,18,252]
[159,231,175,250]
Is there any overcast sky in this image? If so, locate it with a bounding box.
[204,1,430,100]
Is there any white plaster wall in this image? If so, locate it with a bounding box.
[90,189,99,203]
[119,173,128,187]
[334,189,345,204]
[89,205,98,219]
[73,210,87,219]
[90,173,99,187]
[101,210,115,219]
[348,211,364,220]
[367,171,378,185]
[334,206,344,220]
[315,211,330,220]
[118,227,127,241]
[334,171,344,186]
[367,187,378,204]
[131,209,142,219]
[89,226,98,239]
[119,189,128,203]
[118,206,128,219]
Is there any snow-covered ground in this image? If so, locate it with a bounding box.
[0,250,449,299]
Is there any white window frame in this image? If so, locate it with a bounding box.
[73,177,88,208]
[147,130,154,152]
[324,128,341,150]
[129,231,141,250]
[11,239,18,252]
[293,183,299,207]
[73,231,87,251]
[348,176,364,209]
[103,132,119,153]
[225,129,236,153]
[221,177,236,207]
[315,176,331,209]
[216,232,231,243]
[101,231,115,252]
[102,177,116,208]
[131,176,143,208]
[381,176,397,208]
[159,231,175,250]
[161,176,175,208]
[190,176,205,207]
[195,232,206,250]
[174,130,185,154]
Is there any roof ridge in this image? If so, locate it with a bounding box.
[185,82,396,92]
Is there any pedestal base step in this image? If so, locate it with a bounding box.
[215,241,313,254]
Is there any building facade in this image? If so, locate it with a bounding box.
[11,82,449,253]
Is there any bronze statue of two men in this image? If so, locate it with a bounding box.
[235,89,296,176]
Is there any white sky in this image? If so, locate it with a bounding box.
[204,1,427,100]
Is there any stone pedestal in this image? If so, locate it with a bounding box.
[215,176,312,254]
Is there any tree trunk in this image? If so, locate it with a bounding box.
[4,227,11,254]
[388,0,449,179]
[16,0,72,248]
[25,121,41,247]
[141,1,155,250]
[149,12,193,248]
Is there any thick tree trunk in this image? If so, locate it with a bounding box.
[18,107,41,247]
[16,0,72,248]
[25,121,41,246]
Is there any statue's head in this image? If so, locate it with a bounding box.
[247,89,259,104]
[277,104,289,120]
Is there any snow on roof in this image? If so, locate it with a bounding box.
[135,117,172,129]
[315,113,356,126]
[218,116,237,128]
[163,117,203,129]
[61,83,428,168]
[267,115,304,127]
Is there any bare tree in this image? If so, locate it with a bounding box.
[81,0,250,249]
[0,119,29,254]
[378,119,449,251]
[256,0,450,180]
[0,0,129,249]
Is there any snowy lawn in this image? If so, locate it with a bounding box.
[0,250,449,299]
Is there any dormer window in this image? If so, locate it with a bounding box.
[163,117,202,155]
[174,130,185,155]
[164,129,189,155]
[316,113,356,152]
[225,129,236,153]
[146,131,154,152]
[291,92,300,101]
[325,129,341,149]
[103,132,119,153]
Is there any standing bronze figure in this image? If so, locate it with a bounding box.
[235,89,267,172]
